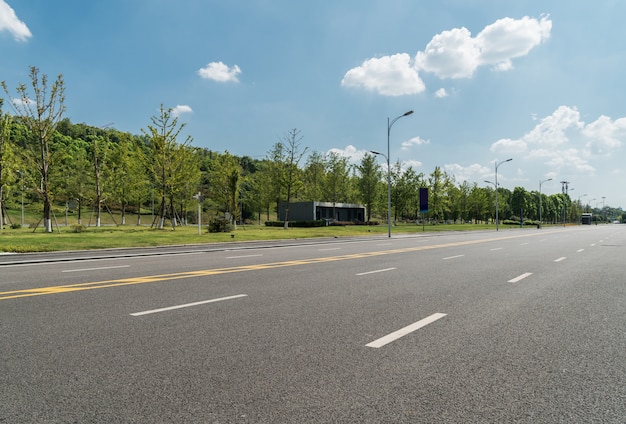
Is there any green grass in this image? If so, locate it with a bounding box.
[0,220,537,253]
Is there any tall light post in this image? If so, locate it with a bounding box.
[372,110,413,238]
[493,158,512,231]
[539,178,552,228]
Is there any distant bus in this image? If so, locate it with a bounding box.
[581,213,593,225]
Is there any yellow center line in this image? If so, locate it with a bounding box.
[0,231,554,301]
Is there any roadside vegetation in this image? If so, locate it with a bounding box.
[1,66,623,253]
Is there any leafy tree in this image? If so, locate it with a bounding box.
[250,159,277,221]
[428,166,453,222]
[0,102,17,228]
[302,151,326,202]
[469,183,489,223]
[268,129,308,228]
[510,187,530,221]
[108,133,150,225]
[2,66,66,232]
[206,151,242,225]
[323,152,351,219]
[56,137,91,225]
[356,153,381,222]
[141,104,194,229]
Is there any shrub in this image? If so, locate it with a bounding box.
[70,224,85,233]
[10,223,21,229]
[208,217,233,233]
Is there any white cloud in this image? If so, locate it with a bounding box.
[444,163,491,183]
[582,115,626,154]
[326,145,368,164]
[490,138,528,154]
[197,61,241,83]
[172,104,192,117]
[0,0,31,42]
[415,27,480,79]
[341,53,425,96]
[434,88,449,98]
[401,136,430,150]
[488,105,626,179]
[402,159,423,170]
[476,16,552,71]
[343,15,551,96]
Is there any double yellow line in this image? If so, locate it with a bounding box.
[0,232,548,301]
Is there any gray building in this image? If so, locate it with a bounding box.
[278,201,366,222]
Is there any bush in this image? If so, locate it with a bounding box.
[208,217,233,233]
[70,224,85,233]
[10,223,21,229]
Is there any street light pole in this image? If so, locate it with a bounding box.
[372,110,413,238]
[494,158,512,231]
[539,178,552,228]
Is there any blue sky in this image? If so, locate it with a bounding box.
[2,1,625,210]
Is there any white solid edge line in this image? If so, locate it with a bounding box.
[554,257,567,262]
[508,272,533,283]
[62,265,130,273]
[366,313,447,348]
[356,267,396,276]
[131,294,248,316]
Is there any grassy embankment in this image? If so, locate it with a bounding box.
[0,208,535,253]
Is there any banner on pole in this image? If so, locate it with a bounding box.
[419,187,429,213]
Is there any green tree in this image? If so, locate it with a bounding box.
[356,153,381,222]
[302,151,326,202]
[0,102,17,228]
[323,152,350,219]
[206,151,242,225]
[108,133,150,225]
[2,67,66,232]
[510,187,530,221]
[469,183,489,223]
[428,166,452,222]
[268,129,308,228]
[141,105,194,229]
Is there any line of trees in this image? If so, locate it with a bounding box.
[1,67,623,232]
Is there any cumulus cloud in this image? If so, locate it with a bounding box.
[172,104,192,117]
[326,145,369,164]
[489,105,625,177]
[434,88,449,98]
[444,163,491,183]
[401,136,430,150]
[197,61,241,83]
[341,53,425,96]
[0,0,31,42]
[415,27,480,79]
[342,15,551,95]
[582,115,626,154]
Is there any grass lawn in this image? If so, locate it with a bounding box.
[0,221,521,253]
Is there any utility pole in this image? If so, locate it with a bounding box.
[560,181,570,224]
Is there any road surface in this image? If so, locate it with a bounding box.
[1,226,624,422]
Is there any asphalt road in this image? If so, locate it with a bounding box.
[1,226,625,423]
